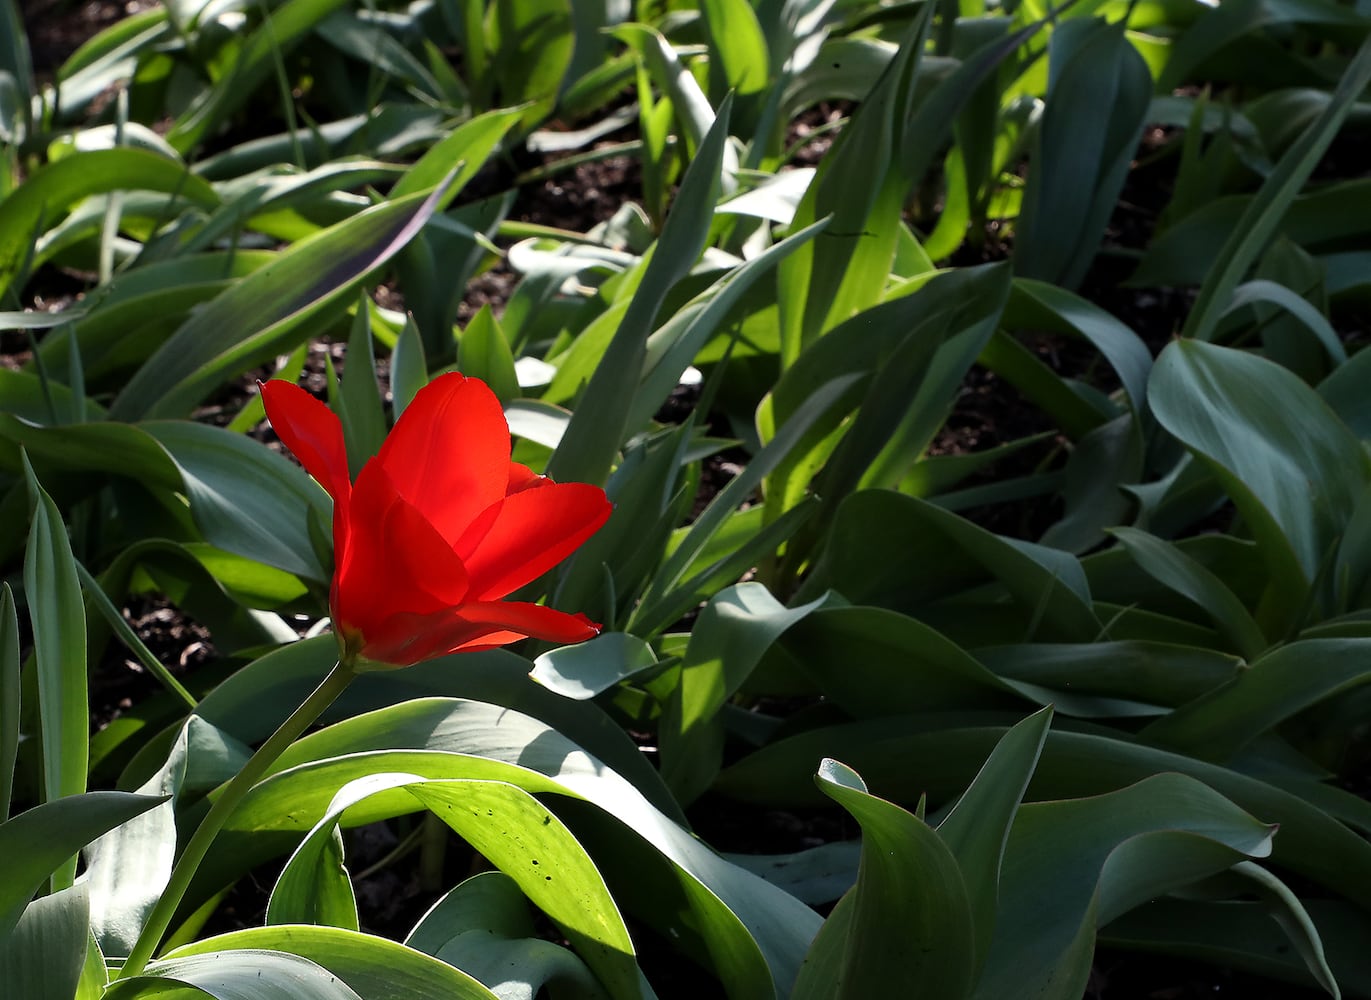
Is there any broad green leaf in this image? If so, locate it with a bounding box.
[1226,278,1345,371]
[530,632,660,700]
[85,718,250,959]
[190,637,683,825]
[936,708,1052,976]
[792,759,975,1000]
[0,883,91,1000]
[716,723,1371,914]
[1102,898,1368,996]
[547,97,733,486]
[820,491,1100,642]
[405,872,612,999]
[22,457,87,887]
[333,302,387,477]
[486,0,573,133]
[1139,638,1371,763]
[1108,527,1268,660]
[0,583,17,821]
[458,304,518,405]
[976,641,1241,710]
[973,774,1278,999]
[0,792,165,940]
[197,698,820,997]
[1014,17,1150,289]
[108,949,365,1000]
[777,606,1027,717]
[699,0,769,103]
[1148,340,1371,630]
[268,823,357,931]
[110,180,453,421]
[1179,35,1371,343]
[272,772,644,998]
[144,420,331,582]
[164,926,499,1000]
[776,11,930,361]
[1004,279,1152,415]
[0,148,217,301]
[389,316,428,419]
[660,583,829,805]
[166,0,355,153]
[0,418,179,486]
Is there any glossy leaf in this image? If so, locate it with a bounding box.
[22,457,88,887]
[0,792,165,940]
[661,583,829,805]
[0,583,17,821]
[164,926,500,1000]
[110,180,454,421]
[1149,340,1370,630]
[792,759,975,1000]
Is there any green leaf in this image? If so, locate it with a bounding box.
[0,883,92,1000]
[110,180,454,421]
[486,0,573,132]
[1108,526,1268,660]
[389,316,428,419]
[936,708,1052,976]
[166,0,355,153]
[405,872,611,999]
[335,302,388,477]
[202,698,820,997]
[109,949,365,1000]
[716,722,1371,915]
[1148,340,1371,629]
[0,149,217,301]
[22,457,88,887]
[699,0,770,104]
[973,774,1279,999]
[1013,17,1150,289]
[1179,35,1371,342]
[268,823,357,931]
[0,584,18,821]
[530,632,660,700]
[792,759,975,1000]
[0,792,166,940]
[458,304,518,405]
[661,583,830,805]
[547,97,733,486]
[272,772,644,998]
[776,11,930,361]
[820,491,1100,642]
[144,420,331,582]
[163,926,499,1000]
[85,717,250,959]
[1140,637,1371,763]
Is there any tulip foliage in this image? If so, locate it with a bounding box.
[4,1,1371,998]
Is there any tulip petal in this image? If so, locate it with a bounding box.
[332,463,470,639]
[460,482,611,601]
[362,601,600,664]
[261,380,352,503]
[375,373,512,545]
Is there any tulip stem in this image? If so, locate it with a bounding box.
[117,659,358,979]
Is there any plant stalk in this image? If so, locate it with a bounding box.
[116,659,358,979]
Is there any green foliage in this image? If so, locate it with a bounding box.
[4,1,1371,997]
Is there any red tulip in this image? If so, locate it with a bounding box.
[262,373,611,668]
